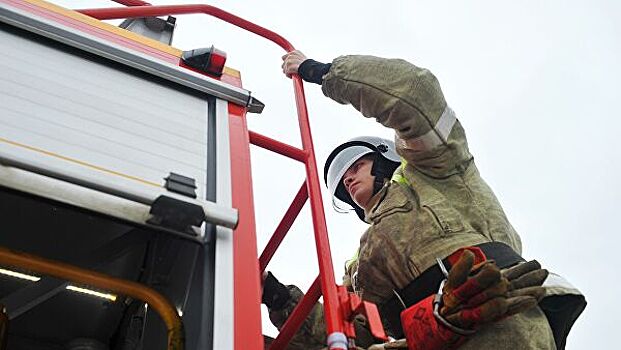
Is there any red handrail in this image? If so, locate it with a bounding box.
[110,0,151,6]
[77,5,294,51]
[75,4,347,349]
[249,131,307,163]
[259,181,308,272]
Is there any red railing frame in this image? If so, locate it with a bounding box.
[76,3,348,349]
[249,131,308,163]
[109,0,151,6]
[259,181,308,272]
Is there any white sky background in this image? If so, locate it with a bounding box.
[57,1,619,348]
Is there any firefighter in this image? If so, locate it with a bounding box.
[264,249,550,349]
[263,51,586,349]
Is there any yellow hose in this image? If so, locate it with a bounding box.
[0,247,183,350]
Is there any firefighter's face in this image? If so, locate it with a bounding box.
[342,156,375,209]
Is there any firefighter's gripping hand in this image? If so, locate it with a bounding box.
[281,50,307,77]
[261,272,291,311]
[440,250,548,330]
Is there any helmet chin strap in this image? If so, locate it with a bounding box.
[372,175,384,196]
[370,152,395,195]
[339,158,390,222]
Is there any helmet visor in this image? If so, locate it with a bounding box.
[326,146,374,211]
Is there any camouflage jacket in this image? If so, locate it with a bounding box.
[268,56,574,349]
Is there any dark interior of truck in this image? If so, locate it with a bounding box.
[0,187,215,350]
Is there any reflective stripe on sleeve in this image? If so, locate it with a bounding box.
[543,272,583,296]
[401,106,457,152]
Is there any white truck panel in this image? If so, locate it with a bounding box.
[0,27,209,198]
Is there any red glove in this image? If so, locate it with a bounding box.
[400,249,548,350]
[400,294,467,350]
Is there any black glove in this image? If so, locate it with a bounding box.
[261,272,291,310]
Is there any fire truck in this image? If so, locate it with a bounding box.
[0,1,386,349]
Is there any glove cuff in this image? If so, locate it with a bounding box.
[261,272,291,311]
[298,59,331,85]
[433,279,477,336]
[401,295,469,350]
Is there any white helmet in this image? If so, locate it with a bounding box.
[323,136,401,221]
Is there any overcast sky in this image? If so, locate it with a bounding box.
[59,1,620,348]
